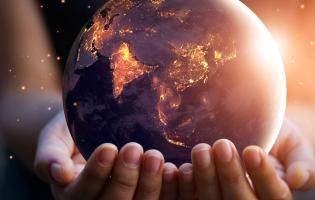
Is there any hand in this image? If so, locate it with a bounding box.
[184,118,315,200]
[268,118,315,191]
[34,112,179,200]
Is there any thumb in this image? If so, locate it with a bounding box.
[284,135,315,190]
[286,161,315,191]
[276,120,315,190]
[34,111,75,185]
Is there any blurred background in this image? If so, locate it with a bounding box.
[0,0,315,199]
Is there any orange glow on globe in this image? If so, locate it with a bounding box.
[63,0,286,165]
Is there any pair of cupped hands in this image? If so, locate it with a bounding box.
[34,112,315,200]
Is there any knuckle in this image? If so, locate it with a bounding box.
[83,168,100,180]
[83,162,112,180]
[111,175,137,192]
[83,165,105,180]
[197,174,215,185]
[82,166,111,183]
[222,170,242,184]
[138,183,159,195]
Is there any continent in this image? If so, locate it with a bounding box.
[63,0,286,165]
[110,42,157,97]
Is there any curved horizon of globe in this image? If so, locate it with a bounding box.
[63,0,286,165]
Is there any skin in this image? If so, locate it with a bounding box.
[1,0,314,199]
[0,0,61,169]
[191,118,315,200]
[160,162,179,200]
[34,111,315,200]
[34,112,178,200]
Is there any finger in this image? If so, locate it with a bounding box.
[73,164,85,178]
[213,139,256,200]
[243,146,292,200]
[34,112,75,185]
[178,163,195,200]
[160,163,178,200]
[286,161,315,191]
[268,155,285,179]
[192,143,221,200]
[65,143,118,200]
[284,135,315,190]
[72,151,86,165]
[134,150,164,200]
[272,119,315,190]
[72,152,86,177]
[101,142,143,200]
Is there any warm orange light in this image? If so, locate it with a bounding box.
[111,43,154,97]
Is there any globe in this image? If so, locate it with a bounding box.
[63,0,286,165]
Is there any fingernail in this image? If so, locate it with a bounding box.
[215,139,233,163]
[193,143,211,169]
[179,163,193,182]
[163,163,176,182]
[122,143,143,168]
[294,167,310,188]
[51,163,63,183]
[143,150,163,175]
[98,144,117,166]
[299,170,310,188]
[244,146,261,168]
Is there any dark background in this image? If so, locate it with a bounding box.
[1,0,315,199]
[38,0,315,104]
[38,0,105,68]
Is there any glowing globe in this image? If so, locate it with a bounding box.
[63,0,286,165]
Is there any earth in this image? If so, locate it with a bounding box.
[63,0,286,165]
